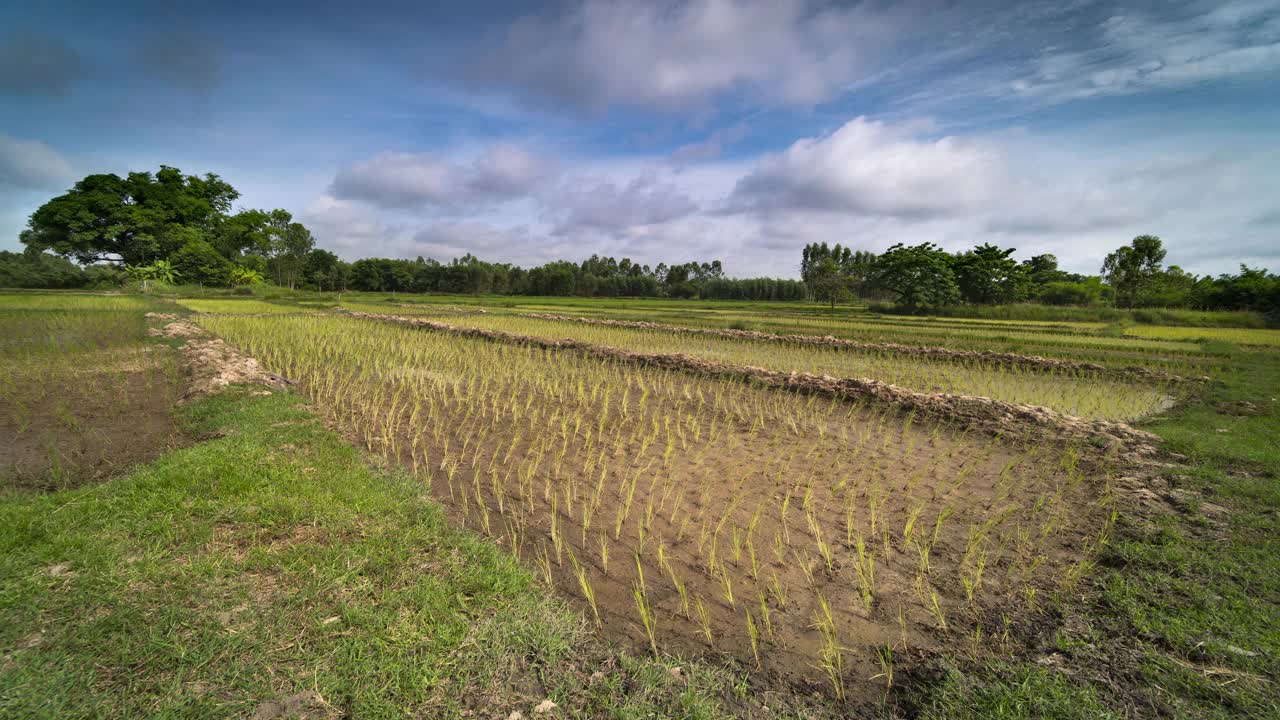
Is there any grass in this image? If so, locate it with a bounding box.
[910,663,1121,719]
[0,388,751,718]
[0,301,182,490]
[196,312,1109,698]
[0,293,158,312]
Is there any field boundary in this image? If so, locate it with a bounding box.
[146,313,294,399]
[512,311,1204,384]
[345,310,1167,456]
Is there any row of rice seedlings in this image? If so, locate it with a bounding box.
[460,304,1213,373]
[432,313,1180,421]
[199,314,1115,697]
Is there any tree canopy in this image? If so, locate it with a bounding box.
[1102,235,1167,308]
[875,243,961,308]
[21,166,239,266]
[18,166,314,288]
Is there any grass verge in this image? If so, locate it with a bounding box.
[0,388,757,719]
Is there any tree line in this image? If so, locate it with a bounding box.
[6,166,1277,316]
[801,238,1280,317]
[6,166,804,301]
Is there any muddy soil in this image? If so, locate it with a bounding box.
[0,358,184,491]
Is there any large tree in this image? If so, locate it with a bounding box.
[952,243,1028,304]
[875,242,960,308]
[20,166,239,266]
[1102,235,1166,307]
[808,257,853,308]
[801,243,875,304]
[263,209,315,289]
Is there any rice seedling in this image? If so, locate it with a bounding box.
[745,609,762,669]
[813,595,845,701]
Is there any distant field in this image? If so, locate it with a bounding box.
[176,298,317,314]
[1127,324,1280,347]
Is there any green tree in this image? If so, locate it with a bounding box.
[809,257,853,308]
[952,243,1028,304]
[875,242,960,308]
[229,265,266,285]
[213,209,271,258]
[303,249,341,291]
[20,166,238,266]
[170,240,233,287]
[801,243,875,305]
[1102,235,1166,308]
[263,210,314,289]
[0,250,90,288]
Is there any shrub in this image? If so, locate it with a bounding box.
[170,241,233,287]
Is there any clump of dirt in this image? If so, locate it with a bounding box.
[144,312,179,321]
[517,311,1204,384]
[149,321,294,400]
[250,691,336,720]
[350,311,1165,457]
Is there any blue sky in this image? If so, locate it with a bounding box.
[2,0,1278,278]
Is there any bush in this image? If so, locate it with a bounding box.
[170,241,233,287]
[1036,281,1103,306]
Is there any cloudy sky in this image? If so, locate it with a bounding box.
[2,0,1278,278]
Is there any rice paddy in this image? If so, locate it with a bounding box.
[176,298,319,314]
[5,289,1276,717]
[366,311,1180,421]
[0,299,182,489]
[199,312,1120,694]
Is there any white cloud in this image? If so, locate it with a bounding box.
[729,117,1004,218]
[0,134,75,191]
[305,116,1280,278]
[460,0,896,112]
[1013,1,1280,102]
[300,193,406,257]
[551,172,699,235]
[330,143,553,210]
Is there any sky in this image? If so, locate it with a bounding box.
[1,0,1278,279]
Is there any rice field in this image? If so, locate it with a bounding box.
[0,297,182,489]
[0,293,156,312]
[1126,324,1280,347]
[199,312,1117,695]
[335,295,1218,373]
[380,312,1179,421]
[176,298,317,314]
